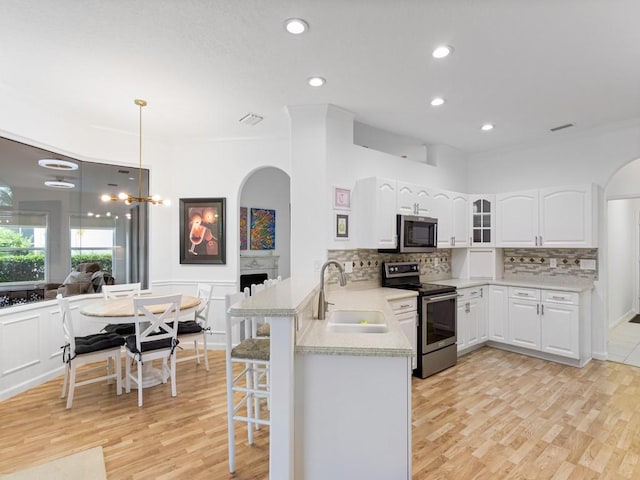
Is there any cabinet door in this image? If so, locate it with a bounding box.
[539,185,594,247]
[397,312,418,370]
[496,190,538,247]
[396,182,433,217]
[470,195,495,246]
[508,298,541,350]
[476,288,489,342]
[467,298,480,347]
[457,300,467,352]
[489,285,509,342]
[355,177,397,249]
[541,302,579,359]
[432,190,453,248]
[452,193,469,247]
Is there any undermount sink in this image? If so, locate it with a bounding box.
[326,309,388,333]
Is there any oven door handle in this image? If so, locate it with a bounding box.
[423,292,459,303]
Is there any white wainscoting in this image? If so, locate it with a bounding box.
[0,280,240,401]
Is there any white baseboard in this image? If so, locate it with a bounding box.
[610,309,637,329]
[0,366,65,402]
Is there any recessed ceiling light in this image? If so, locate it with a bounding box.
[38,159,78,170]
[44,180,75,188]
[432,45,453,59]
[481,123,494,131]
[284,18,309,34]
[308,76,326,87]
[430,97,445,106]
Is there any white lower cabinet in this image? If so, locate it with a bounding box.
[389,296,418,370]
[501,287,582,361]
[488,285,509,342]
[457,287,486,354]
[540,291,580,359]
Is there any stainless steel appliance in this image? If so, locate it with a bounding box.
[379,215,437,253]
[382,261,457,378]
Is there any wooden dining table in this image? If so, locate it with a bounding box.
[80,294,201,388]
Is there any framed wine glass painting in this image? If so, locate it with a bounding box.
[179,198,226,264]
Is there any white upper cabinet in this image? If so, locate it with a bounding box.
[433,190,468,248]
[539,185,596,248]
[469,195,495,246]
[354,177,398,249]
[452,192,469,248]
[496,185,597,248]
[495,190,539,247]
[397,181,434,217]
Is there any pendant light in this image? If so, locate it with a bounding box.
[101,99,169,206]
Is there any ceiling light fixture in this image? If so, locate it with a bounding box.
[430,97,445,106]
[44,179,75,189]
[38,159,78,170]
[308,76,326,87]
[481,123,494,131]
[239,112,264,126]
[284,18,309,34]
[101,99,169,206]
[432,45,453,59]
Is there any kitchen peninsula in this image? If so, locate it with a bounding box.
[228,278,415,480]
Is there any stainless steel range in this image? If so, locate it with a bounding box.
[382,261,458,378]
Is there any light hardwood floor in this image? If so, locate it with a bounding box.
[1,347,639,479]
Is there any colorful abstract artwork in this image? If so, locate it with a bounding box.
[240,207,248,250]
[250,208,276,250]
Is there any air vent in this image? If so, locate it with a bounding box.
[107,183,118,187]
[550,123,574,132]
[117,169,130,174]
[239,113,264,126]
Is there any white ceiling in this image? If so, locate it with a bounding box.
[1,0,639,155]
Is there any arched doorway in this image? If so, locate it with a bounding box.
[237,167,291,290]
[606,157,640,365]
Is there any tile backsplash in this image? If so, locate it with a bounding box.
[326,247,598,284]
[326,249,452,284]
[502,248,598,281]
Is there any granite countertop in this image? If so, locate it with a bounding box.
[230,277,415,358]
[427,277,594,293]
[295,286,415,358]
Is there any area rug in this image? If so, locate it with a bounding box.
[629,314,640,324]
[0,446,107,480]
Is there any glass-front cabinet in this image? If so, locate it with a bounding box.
[470,194,495,246]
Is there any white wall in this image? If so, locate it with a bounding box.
[240,167,291,279]
[607,158,640,199]
[607,199,637,326]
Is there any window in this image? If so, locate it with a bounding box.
[0,212,48,283]
[70,226,115,273]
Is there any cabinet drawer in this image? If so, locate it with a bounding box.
[541,290,579,305]
[388,297,417,314]
[508,287,540,301]
[458,286,485,301]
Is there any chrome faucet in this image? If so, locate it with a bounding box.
[317,260,348,320]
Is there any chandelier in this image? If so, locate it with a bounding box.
[101,99,168,206]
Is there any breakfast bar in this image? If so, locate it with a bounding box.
[229,277,414,480]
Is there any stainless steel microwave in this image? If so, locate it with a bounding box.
[380,215,438,253]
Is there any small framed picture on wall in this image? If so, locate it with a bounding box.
[333,186,351,210]
[335,213,349,240]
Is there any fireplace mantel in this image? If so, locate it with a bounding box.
[240,255,279,279]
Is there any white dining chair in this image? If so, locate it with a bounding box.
[124,294,182,407]
[176,283,213,370]
[102,282,141,299]
[58,297,124,408]
[102,283,142,336]
[224,290,270,474]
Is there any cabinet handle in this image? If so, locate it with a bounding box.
[541,304,544,315]
[515,293,530,297]
[470,290,478,295]
[466,302,470,313]
[537,304,539,315]
[539,236,543,246]
[534,236,538,246]
[399,303,412,309]
[480,288,484,298]
[470,236,473,244]
[551,295,566,301]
